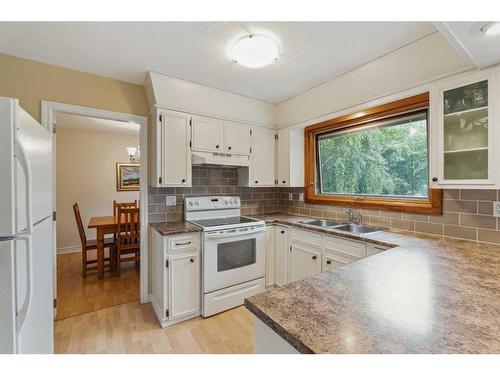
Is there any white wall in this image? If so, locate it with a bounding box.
[144,71,275,127]
[275,32,471,128]
[56,127,140,252]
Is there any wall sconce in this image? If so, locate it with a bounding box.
[126,146,140,164]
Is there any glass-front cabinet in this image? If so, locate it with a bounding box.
[434,72,496,186]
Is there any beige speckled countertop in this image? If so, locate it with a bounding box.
[244,212,500,354]
[150,221,202,236]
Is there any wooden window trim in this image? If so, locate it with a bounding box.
[304,92,442,214]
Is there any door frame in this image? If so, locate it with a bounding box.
[40,101,149,305]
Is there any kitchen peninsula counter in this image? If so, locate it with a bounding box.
[245,212,500,354]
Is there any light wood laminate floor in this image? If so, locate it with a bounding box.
[56,252,140,320]
[54,302,254,354]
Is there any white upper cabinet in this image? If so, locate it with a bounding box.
[224,123,251,154]
[432,71,497,187]
[191,116,224,152]
[191,117,251,155]
[151,109,192,187]
[250,127,276,186]
[276,128,304,187]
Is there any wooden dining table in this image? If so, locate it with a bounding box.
[88,215,121,279]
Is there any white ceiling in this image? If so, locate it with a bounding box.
[434,22,500,68]
[56,112,140,136]
[0,22,436,103]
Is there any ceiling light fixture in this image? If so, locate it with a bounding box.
[230,34,279,69]
[480,22,500,36]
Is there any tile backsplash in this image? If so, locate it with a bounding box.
[148,166,500,244]
[148,166,280,223]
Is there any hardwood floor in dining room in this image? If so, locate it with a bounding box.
[56,251,140,320]
[54,303,254,354]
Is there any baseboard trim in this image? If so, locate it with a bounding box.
[57,246,81,254]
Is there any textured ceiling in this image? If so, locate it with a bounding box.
[0,22,436,103]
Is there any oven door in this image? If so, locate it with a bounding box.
[203,226,265,293]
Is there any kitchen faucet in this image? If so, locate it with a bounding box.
[345,208,362,224]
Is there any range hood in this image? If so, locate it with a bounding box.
[192,151,250,167]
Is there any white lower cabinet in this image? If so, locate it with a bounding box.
[151,229,201,327]
[289,229,322,283]
[168,252,200,320]
[264,224,392,288]
[322,252,348,272]
[274,225,289,287]
[265,225,275,288]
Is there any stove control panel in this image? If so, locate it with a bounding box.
[185,196,240,211]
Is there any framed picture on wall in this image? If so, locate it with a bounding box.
[116,163,140,191]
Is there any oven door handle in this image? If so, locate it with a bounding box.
[205,227,265,239]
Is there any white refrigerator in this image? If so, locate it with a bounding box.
[0,97,54,353]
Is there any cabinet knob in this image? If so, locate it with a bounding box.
[254,180,258,184]
[280,230,285,234]
[228,146,232,150]
[216,144,219,149]
[182,179,186,183]
[326,260,331,265]
[312,255,317,260]
[190,258,194,263]
[432,177,438,182]
[282,180,286,184]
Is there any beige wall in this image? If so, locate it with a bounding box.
[0,53,148,122]
[56,127,140,251]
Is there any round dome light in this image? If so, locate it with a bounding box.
[230,35,279,69]
[481,22,500,36]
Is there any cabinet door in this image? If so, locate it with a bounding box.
[265,226,275,288]
[322,252,349,272]
[435,73,495,186]
[277,129,290,186]
[251,127,276,186]
[162,111,192,186]
[289,242,321,283]
[224,123,251,154]
[168,252,200,319]
[191,116,224,152]
[274,226,289,287]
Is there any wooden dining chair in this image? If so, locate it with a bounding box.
[113,200,138,217]
[115,207,140,276]
[73,203,116,277]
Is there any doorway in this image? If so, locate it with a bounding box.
[41,101,148,320]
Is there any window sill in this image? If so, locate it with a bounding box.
[304,188,442,214]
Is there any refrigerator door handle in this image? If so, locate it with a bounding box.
[15,136,33,236]
[14,235,33,334]
[14,134,34,335]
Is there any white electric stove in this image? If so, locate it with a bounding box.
[185,196,266,317]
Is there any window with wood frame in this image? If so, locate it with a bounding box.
[304,93,442,214]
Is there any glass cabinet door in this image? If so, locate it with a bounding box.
[440,78,492,182]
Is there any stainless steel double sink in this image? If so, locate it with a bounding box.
[299,219,381,234]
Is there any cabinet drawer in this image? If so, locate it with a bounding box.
[291,228,322,248]
[166,233,200,253]
[323,235,366,259]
